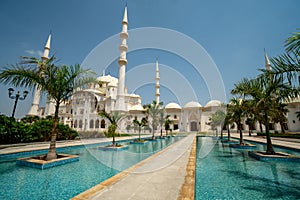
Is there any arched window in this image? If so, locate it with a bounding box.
[101,119,105,128]
[174,115,177,119]
[90,120,94,129]
[74,120,77,128]
[95,119,100,128]
[79,120,83,129]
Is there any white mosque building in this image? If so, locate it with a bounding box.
[27,6,300,134]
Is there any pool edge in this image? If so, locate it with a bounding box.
[177,136,196,200]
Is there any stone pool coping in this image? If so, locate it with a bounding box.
[0,135,152,156]
[231,134,300,151]
[16,153,79,169]
[72,134,196,200]
[177,136,196,200]
[248,151,300,162]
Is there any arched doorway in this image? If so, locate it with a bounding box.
[190,121,197,131]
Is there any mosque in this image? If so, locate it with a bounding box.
[26,6,300,134]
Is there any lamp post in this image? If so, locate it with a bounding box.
[8,88,28,118]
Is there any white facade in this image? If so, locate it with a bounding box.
[29,6,300,134]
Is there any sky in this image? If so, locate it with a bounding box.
[0,0,299,118]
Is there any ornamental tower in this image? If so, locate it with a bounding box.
[115,6,128,112]
[155,58,160,105]
[264,49,271,71]
[27,33,51,116]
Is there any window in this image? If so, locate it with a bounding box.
[74,120,77,128]
[174,115,177,119]
[79,120,83,129]
[95,119,100,128]
[101,119,105,128]
[90,120,94,129]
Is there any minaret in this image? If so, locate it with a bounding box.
[115,5,128,112]
[264,49,271,71]
[155,58,160,105]
[27,33,51,116]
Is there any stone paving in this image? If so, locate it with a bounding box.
[0,135,151,155]
[230,133,300,150]
[73,134,196,200]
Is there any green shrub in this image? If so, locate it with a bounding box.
[0,114,79,144]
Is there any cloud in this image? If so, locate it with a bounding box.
[25,50,43,57]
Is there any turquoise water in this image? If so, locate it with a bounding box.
[0,137,182,200]
[195,137,300,199]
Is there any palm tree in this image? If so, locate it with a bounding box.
[158,111,170,137]
[243,100,258,136]
[224,106,234,141]
[143,100,163,139]
[268,29,300,88]
[133,117,148,141]
[232,74,293,154]
[99,110,127,146]
[0,56,96,160]
[164,115,173,136]
[209,110,225,138]
[285,28,300,52]
[227,98,245,145]
[270,102,288,133]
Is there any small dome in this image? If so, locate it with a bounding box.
[205,100,222,107]
[130,104,144,111]
[184,101,202,108]
[128,94,141,98]
[107,81,118,87]
[97,75,118,83]
[165,102,182,110]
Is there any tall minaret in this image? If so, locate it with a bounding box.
[115,5,128,112]
[27,34,51,116]
[155,58,160,105]
[264,49,271,71]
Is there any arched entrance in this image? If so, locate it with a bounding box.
[190,121,197,132]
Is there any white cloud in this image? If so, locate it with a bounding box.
[25,50,43,57]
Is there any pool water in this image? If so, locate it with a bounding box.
[195,137,300,199]
[0,137,182,200]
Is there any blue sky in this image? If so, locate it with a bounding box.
[0,0,299,118]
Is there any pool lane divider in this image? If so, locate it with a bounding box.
[177,137,196,200]
[72,136,188,200]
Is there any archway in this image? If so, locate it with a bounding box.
[190,121,197,132]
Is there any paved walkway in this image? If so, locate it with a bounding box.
[230,133,300,150]
[0,135,151,155]
[73,134,196,200]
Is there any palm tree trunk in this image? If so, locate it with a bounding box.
[112,127,116,146]
[280,122,285,134]
[227,124,231,141]
[46,101,59,160]
[238,120,244,145]
[220,128,223,139]
[259,122,263,133]
[139,126,141,141]
[264,113,275,154]
[152,125,155,140]
[160,127,163,137]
